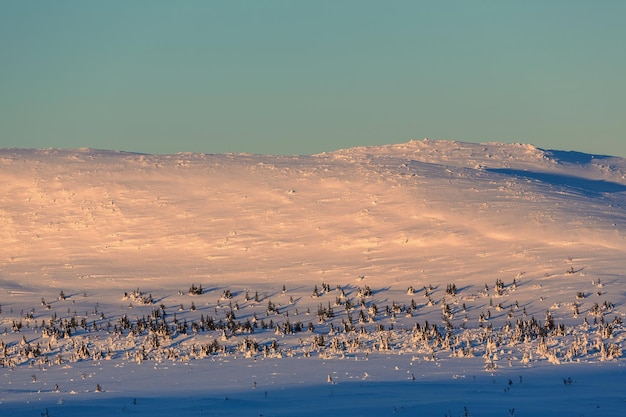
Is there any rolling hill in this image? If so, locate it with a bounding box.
[1,139,625,416]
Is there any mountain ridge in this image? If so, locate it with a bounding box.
[1,140,625,293]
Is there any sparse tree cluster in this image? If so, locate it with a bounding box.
[0,276,623,372]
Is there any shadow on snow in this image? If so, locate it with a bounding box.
[540,149,614,165]
[486,168,626,196]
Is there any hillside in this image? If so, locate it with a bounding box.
[1,139,625,416]
[2,140,625,287]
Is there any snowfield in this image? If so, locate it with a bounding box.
[1,139,625,416]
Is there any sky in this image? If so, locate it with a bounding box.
[1,0,625,157]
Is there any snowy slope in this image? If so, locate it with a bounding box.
[1,140,625,416]
[2,140,625,288]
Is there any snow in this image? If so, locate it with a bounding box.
[1,139,625,416]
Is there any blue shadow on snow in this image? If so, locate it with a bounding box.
[540,149,614,165]
[485,168,626,196]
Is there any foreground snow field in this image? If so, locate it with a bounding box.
[2,357,625,417]
[1,140,625,415]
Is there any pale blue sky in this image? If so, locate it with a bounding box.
[1,1,625,156]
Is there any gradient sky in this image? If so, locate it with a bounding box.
[1,0,625,157]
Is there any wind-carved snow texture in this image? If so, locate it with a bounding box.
[0,140,625,416]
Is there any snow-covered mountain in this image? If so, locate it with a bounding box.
[2,140,625,287]
[1,140,625,416]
